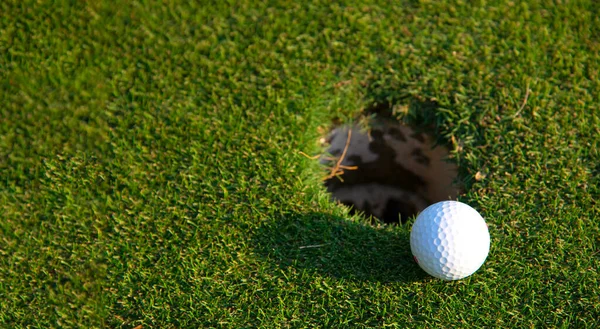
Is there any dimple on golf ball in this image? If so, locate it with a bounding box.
[410,201,490,280]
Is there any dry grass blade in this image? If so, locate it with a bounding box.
[322,128,358,181]
[298,128,359,182]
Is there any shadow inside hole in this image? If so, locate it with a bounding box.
[252,212,426,283]
[324,103,460,224]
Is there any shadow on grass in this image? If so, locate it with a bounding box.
[253,212,427,283]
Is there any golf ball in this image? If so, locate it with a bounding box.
[410,201,490,280]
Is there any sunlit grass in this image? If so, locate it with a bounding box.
[1,0,599,327]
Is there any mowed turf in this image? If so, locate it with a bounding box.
[1,0,599,327]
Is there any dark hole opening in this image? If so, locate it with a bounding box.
[322,106,460,224]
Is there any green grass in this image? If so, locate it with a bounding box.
[1,0,600,327]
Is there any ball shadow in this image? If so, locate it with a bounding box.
[252,212,427,283]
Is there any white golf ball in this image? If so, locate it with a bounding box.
[410,201,490,280]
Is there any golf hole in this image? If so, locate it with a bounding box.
[321,110,460,224]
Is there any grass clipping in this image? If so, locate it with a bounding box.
[300,129,358,182]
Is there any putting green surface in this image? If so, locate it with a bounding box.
[1,0,599,327]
